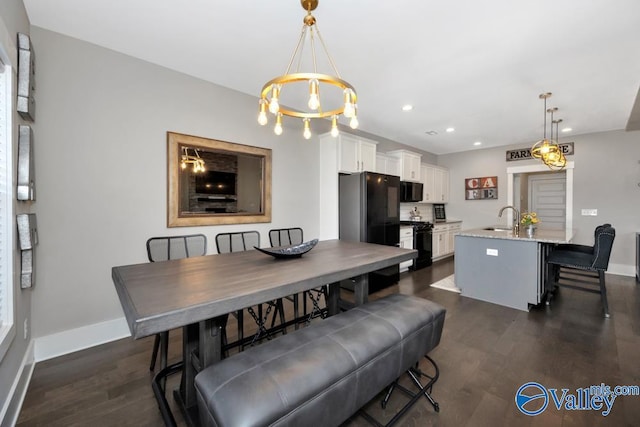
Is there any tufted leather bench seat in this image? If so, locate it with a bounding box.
[195,293,446,427]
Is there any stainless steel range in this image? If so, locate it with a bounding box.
[400,220,433,270]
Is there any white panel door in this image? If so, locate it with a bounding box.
[528,173,566,230]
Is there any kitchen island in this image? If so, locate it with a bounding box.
[454,227,574,311]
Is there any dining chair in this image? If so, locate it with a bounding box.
[546,225,616,317]
[215,231,287,349]
[146,234,207,373]
[269,228,328,327]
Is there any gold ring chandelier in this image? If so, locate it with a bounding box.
[530,92,566,171]
[258,0,357,139]
[180,147,205,173]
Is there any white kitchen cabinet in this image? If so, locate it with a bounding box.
[387,150,421,182]
[447,222,461,253]
[375,154,387,174]
[399,227,414,271]
[376,154,401,176]
[432,221,462,260]
[434,167,450,203]
[421,164,436,202]
[421,164,449,203]
[386,156,400,177]
[338,134,377,173]
[432,225,447,259]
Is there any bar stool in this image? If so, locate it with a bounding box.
[546,225,615,317]
[269,228,328,327]
[146,234,207,373]
[215,231,287,349]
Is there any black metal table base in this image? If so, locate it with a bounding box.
[357,355,440,427]
[150,299,332,427]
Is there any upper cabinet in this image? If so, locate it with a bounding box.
[387,150,421,182]
[434,167,450,203]
[375,153,400,177]
[337,134,377,173]
[422,163,449,203]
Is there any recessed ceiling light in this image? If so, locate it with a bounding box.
[402,105,413,111]
[473,141,482,146]
[425,130,438,135]
[561,127,572,133]
[446,127,455,133]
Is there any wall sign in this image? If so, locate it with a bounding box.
[506,142,573,161]
[465,176,497,200]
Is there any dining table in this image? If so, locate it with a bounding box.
[112,239,417,426]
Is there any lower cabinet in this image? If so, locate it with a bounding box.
[432,222,462,260]
[400,227,414,271]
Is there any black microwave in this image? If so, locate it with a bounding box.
[400,181,423,203]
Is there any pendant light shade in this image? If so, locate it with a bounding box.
[530,93,560,160]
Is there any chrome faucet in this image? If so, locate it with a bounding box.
[498,205,520,235]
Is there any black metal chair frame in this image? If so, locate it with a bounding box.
[269,228,328,328]
[215,231,287,350]
[546,225,615,317]
[145,234,207,391]
[357,355,440,427]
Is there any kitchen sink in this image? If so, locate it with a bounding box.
[483,226,514,232]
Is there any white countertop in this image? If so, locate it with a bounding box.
[457,226,574,244]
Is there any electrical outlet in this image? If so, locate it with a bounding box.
[581,209,598,216]
[23,318,29,340]
[486,248,498,256]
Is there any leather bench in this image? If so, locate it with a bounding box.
[195,293,446,427]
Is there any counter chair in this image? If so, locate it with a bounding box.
[269,228,328,327]
[215,231,287,349]
[546,225,615,317]
[146,234,207,375]
[554,223,611,255]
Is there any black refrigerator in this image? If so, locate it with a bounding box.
[339,172,401,291]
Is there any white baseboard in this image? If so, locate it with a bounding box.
[0,340,34,427]
[34,317,131,362]
[608,263,635,277]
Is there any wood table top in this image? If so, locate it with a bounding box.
[112,239,416,339]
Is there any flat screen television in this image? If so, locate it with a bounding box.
[195,171,237,195]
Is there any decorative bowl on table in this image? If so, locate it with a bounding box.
[254,238,319,259]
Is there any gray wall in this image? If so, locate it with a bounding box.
[0,0,32,420]
[438,129,640,272]
[29,27,320,339]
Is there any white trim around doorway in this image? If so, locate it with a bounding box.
[507,161,574,232]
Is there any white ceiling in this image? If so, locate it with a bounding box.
[23,0,640,154]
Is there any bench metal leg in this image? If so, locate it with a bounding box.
[359,355,440,427]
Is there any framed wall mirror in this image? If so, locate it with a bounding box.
[167,132,272,227]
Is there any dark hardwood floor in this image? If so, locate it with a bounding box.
[16,258,640,426]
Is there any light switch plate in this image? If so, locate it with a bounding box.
[486,248,498,256]
[581,209,598,216]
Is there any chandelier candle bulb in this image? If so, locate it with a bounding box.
[269,85,280,114]
[331,115,339,137]
[258,99,268,125]
[303,118,312,139]
[274,113,283,135]
[308,79,320,110]
[343,89,355,118]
